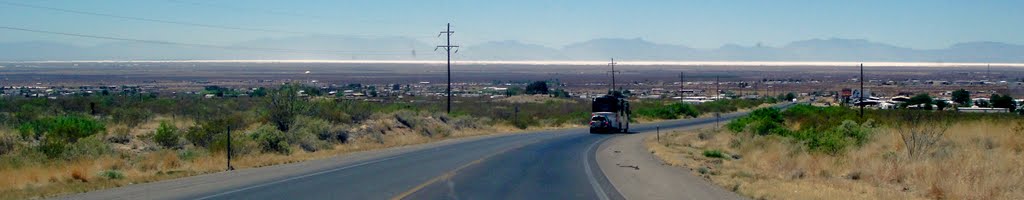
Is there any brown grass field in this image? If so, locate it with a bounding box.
[648,120,1024,200]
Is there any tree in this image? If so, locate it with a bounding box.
[906,93,934,109]
[267,85,306,132]
[951,89,971,106]
[934,100,949,111]
[991,94,1017,111]
[525,81,549,95]
[250,87,267,97]
[551,88,571,98]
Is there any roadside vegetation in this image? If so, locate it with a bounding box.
[649,104,1024,199]
[0,82,776,199]
[634,97,780,120]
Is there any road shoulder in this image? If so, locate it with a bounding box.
[596,126,746,200]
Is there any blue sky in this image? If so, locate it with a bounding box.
[0,0,1021,49]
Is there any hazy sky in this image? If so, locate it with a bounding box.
[1,0,1021,49]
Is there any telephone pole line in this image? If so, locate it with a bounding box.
[679,72,685,96]
[716,75,721,99]
[436,23,459,114]
[607,58,620,93]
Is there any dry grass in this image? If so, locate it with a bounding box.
[647,120,1024,200]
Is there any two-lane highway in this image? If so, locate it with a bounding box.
[58,104,791,200]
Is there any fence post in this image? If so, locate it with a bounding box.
[657,126,660,142]
[227,126,234,171]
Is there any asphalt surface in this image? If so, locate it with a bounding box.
[57,103,792,200]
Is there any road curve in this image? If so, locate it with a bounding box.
[56,104,790,200]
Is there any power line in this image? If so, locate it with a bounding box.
[0,26,411,55]
[164,0,332,20]
[0,1,322,35]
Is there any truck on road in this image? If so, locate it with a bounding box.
[590,95,630,133]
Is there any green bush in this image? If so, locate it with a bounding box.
[98,170,125,180]
[729,105,878,155]
[835,120,875,147]
[636,102,700,119]
[703,149,726,158]
[36,140,66,159]
[727,107,784,135]
[801,129,848,155]
[19,115,105,143]
[250,125,290,154]
[153,121,180,149]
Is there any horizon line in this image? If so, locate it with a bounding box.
[3,60,1024,67]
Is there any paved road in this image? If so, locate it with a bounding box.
[58,104,791,200]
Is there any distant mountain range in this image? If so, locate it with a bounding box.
[1,36,1023,62]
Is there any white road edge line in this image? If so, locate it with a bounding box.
[196,154,409,200]
[583,136,612,200]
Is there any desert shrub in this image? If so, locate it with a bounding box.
[185,115,244,148]
[835,119,875,146]
[307,100,353,124]
[209,131,255,156]
[420,122,452,137]
[64,136,111,159]
[177,148,204,161]
[511,115,540,129]
[19,115,105,143]
[98,170,125,180]
[0,131,16,156]
[106,127,131,144]
[798,129,848,155]
[325,126,350,143]
[703,149,726,158]
[288,116,332,152]
[36,135,110,160]
[730,105,878,155]
[249,125,290,154]
[36,140,67,159]
[449,115,484,130]
[895,112,951,159]
[393,110,422,129]
[110,107,153,127]
[153,121,180,149]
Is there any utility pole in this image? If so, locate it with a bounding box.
[607,58,620,94]
[679,72,684,96]
[436,23,459,114]
[716,75,720,99]
[859,63,864,118]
